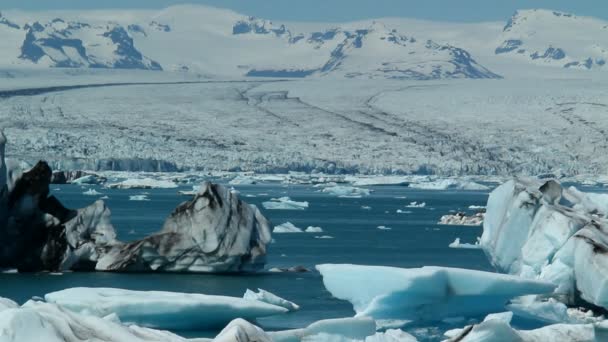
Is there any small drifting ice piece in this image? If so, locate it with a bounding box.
[262,197,309,210]
[406,201,426,208]
[445,311,608,342]
[322,185,371,198]
[439,212,484,226]
[377,225,392,230]
[305,226,324,233]
[82,189,103,196]
[129,194,150,201]
[243,288,300,312]
[409,179,489,191]
[44,287,288,330]
[316,264,555,323]
[449,238,481,249]
[106,178,177,189]
[273,222,303,233]
[71,174,105,185]
[228,175,257,185]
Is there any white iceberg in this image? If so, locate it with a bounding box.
[262,197,309,210]
[273,222,304,233]
[107,178,178,189]
[377,225,392,230]
[228,175,257,185]
[316,264,555,323]
[480,178,608,309]
[446,311,607,342]
[406,201,426,208]
[305,226,324,233]
[409,179,489,191]
[44,287,288,330]
[468,205,486,210]
[0,299,201,342]
[345,176,410,186]
[129,194,150,201]
[269,317,376,342]
[449,238,481,249]
[315,235,334,239]
[72,174,105,185]
[322,186,371,198]
[438,212,484,226]
[243,288,300,312]
[82,188,103,196]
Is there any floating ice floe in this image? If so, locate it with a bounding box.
[262,197,309,210]
[445,311,608,342]
[406,201,426,208]
[345,176,410,186]
[480,178,608,309]
[438,212,484,226]
[449,238,481,249]
[44,287,288,330]
[228,175,257,185]
[305,226,324,233]
[106,178,178,189]
[409,179,489,191]
[273,222,304,233]
[82,189,103,196]
[243,288,300,312]
[316,264,555,324]
[361,205,372,210]
[468,205,486,210]
[322,186,371,198]
[396,209,412,214]
[506,296,602,325]
[377,225,392,230]
[315,235,334,239]
[129,194,150,201]
[71,174,105,185]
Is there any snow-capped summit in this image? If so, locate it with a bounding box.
[496,9,608,70]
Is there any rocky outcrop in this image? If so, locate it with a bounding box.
[0,135,272,273]
[97,182,272,272]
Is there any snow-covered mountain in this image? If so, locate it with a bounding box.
[0,7,500,79]
[495,9,608,70]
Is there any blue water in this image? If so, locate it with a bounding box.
[0,182,492,340]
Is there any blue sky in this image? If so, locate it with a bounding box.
[3,0,608,22]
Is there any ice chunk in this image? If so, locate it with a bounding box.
[45,287,287,330]
[129,194,150,201]
[315,235,334,239]
[269,317,376,342]
[262,197,309,210]
[316,264,555,323]
[377,225,392,230]
[228,175,257,185]
[305,226,324,233]
[409,179,489,191]
[406,201,426,208]
[447,311,605,342]
[449,238,481,249]
[345,176,410,186]
[213,318,272,342]
[468,205,486,210]
[273,222,304,233]
[243,288,300,312]
[322,186,371,198]
[438,212,484,226]
[72,175,104,185]
[107,178,177,189]
[83,188,103,196]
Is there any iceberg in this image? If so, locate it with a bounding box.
[269,317,376,342]
[406,201,426,208]
[83,188,103,196]
[129,194,150,201]
[480,178,608,309]
[438,212,484,226]
[305,226,324,233]
[0,299,200,342]
[71,174,105,185]
[262,197,309,210]
[273,222,304,233]
[228,175,257,185]
[45,287,288,330]
[449,238,481,249]
[322,185,371,198]
[97,182,272,272]
[409,179,489,191]
[377,225,392,230]
[316,264,555,323]
[446,311,608,342]
[243,288,300,312]
[106,178,178,189]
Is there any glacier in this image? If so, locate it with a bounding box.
[316,264,555,323]
[44,287,288,330]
